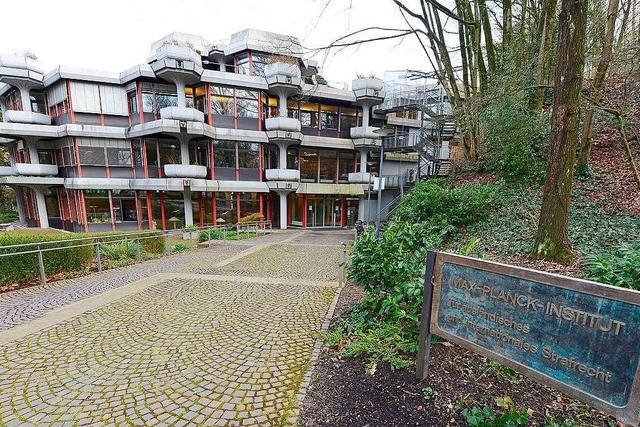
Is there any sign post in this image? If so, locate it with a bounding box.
[417,251,640,426]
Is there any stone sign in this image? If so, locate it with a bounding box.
[417,252,640,426]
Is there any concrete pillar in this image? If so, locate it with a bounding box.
[277,142,289,169]
[359,148,368,173]
[278,93,287,117]
[8,145,16,167]
[14,187,26,222]
[274,190,291,229]
[174,79,186,108]
[34,188,49,229]
[180,138,189,165]
[358,195,365,222]
[183,188,193,227]
[17,83,32,113]
[362,104,370,127]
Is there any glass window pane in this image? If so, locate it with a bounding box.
[287,148,299,170]
[319,151,336,183]
[211,96,234,116]
[338,152,355,182]
[214,141,236,168]
[107,148,132,166]
[216,192,237,224]
[78,147,105,165]
[300,149,318,182]
[238,142,259,168]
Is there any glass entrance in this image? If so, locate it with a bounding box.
[307,196,342,227]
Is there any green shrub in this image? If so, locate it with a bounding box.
[393,180,500,228]
[199,228,224,242]
[0,230,164,285]
[171,243,189,252]
[583,241,640,290]
[0,232,94,285]
[462,404,529,427]
[0,210,17,223]
[99,240,137,261]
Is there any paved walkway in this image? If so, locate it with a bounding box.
[0,229,353,426]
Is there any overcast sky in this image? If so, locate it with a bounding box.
[0,0,434,87]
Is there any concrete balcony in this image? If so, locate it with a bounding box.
[266,130,303,144]
[265,169,300,181]
[265,117,301,132]
[352,78,385,102]
[348,172,373,184]
[4,110,51,125]
[264,62,302,91]
[14,163,58,176]
[163,164,207,178]
[0,55,45,74]
[152,44,202,65]
[350,126,381,139]
[159,107,205,122]
[0,166,15,176]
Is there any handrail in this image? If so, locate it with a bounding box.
[0,222,272,287]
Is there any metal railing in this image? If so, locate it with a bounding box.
[0,221,273,287]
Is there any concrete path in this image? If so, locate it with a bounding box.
[0,230,354,426]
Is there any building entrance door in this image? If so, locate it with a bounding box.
[307,196,341,227]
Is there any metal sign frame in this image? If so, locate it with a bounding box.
[417,251,640,426]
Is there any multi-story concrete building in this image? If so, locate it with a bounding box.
[0,29,452,232]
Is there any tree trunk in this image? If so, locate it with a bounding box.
[532,0,587,263]
[503,0,513,47]
[531,0,559,110]
[577,0,620,170]
[478,0,497,74]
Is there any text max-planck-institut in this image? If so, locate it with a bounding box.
[0,29,451,232]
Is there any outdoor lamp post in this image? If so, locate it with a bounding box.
[366,160,375,222]
[372,128,394,239]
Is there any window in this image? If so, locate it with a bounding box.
[214,141,236,168]
[340,107,358,133]
[320,105,339,130]
[236,90,259,118]
[300,149,318,182]
[140,83,178,114]
[238,142,259,169]
[6,90,21,111]
[319,151,337,183]
[128,91,139,114]
[106,148,132,166]
[287,100,299,119]
[300,102,319,128]
[158,140,181,166]
[236,54,250,75]
[251,54,268,77]
[38,150,54,165]
[287,148,299,170]
[211,86,234,116]
[194,85,207,113]
[338,152,355,182]
[78,147,105,165]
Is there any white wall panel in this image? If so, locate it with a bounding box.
[99,85,128,116]
[45,81,67,106]
[70,82,100,114]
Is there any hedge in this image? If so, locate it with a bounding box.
[0,230,165,286]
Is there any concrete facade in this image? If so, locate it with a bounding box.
[0,29,439,232]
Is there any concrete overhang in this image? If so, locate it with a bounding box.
[64,178,132,190]
[43,66,121,87]
[302,84,356,103]
[213,128,269,144]
[119,64,156,84]
[302,135,354,150]
[296,183,365,196]
[0,176,64,186]
[201,70,268,90]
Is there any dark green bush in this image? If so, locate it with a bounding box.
[0,210,17,223]
[583,241,640,290]
[0,230,165,285]
[199,228,224,242]
[347,180,502,345]
[393,180,501,228]
[0,232,94,285]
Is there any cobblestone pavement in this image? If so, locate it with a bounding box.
[189,244,344,281]
[286,230,354,246]
[0,244,246,331]
[0,229,348,426]
[0,277,336,426]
